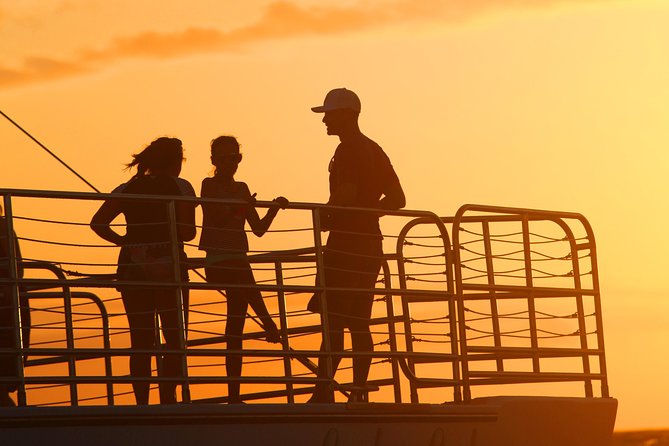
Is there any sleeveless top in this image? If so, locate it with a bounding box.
[198,177,252,255]
[113,175,193,281]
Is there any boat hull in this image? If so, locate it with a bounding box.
[0,396,617,446]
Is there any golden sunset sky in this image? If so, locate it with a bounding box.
[1,0,668,430]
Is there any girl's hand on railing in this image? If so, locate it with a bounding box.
[273,196,289,209]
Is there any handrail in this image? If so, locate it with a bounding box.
[0,189,610,406]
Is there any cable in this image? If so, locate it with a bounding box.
[1,110,101,193]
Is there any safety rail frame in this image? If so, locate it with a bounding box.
[1,189,610,406]
[449,204,609,401]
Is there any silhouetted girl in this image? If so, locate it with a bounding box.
[91,137,196,404]
[199,135,286,403]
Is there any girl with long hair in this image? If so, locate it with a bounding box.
[91,137,196,404]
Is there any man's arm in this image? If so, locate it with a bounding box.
[378,180,405,210]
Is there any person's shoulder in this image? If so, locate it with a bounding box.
[155,175,182,196]
[235,181,252,196]
[175,177,196,196]
[154,174,180,188]
[111,181,129,193]
[116,177,145,194]
[201,176,214,190]
[363,135,392,161]
[129,174,180,195]
[362,134,384,152]
[200,177,217,199]
[342,134,382,156]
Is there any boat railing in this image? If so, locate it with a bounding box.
[449,204,609,400]
[0,188,609,406]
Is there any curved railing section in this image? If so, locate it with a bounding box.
[450,204,609,401]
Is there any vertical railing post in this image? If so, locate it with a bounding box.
[395,228,419,403]
[2,195,26,406]
[52,269,78,405]
[312,207,333,394]
[521,215,540,373]
[452,211,472,402]
[436,216,460,404]
[275,260,294,403]
[581,218,609,398]
[167,199,190,403]
[93,296,114,406]
[554,217,594,397]
[482,220,503,372]
[381,260,402,403]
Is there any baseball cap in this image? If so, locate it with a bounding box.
[311,88,361,113]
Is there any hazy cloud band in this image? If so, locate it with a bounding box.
[0,0,605,89]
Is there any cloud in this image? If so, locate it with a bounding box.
[0,56,91,87]
[0,0,605,89]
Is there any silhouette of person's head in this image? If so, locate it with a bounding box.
[312,88,361,139]
[127,137,184,178]
[210,135,242,179]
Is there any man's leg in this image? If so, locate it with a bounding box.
[310,314,345,403]
[347,238,382,400]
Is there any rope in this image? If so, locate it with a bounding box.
[403,258,447,266]
[22,257,119,268]
[17,236,115,248]
[465,307,593,320]
[402,240,446,248]
[410,315,450,324]
[0,109,100,192]
[459,226,589,243]
[14,215,121,227]
[458,235,586,247]
[460,264,574,278]
[458,245,590,262]
[464,325,591,339]
[404,252,447,260]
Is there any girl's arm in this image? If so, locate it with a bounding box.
[90,199,125,246]
[244,184,288,237]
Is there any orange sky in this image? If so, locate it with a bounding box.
[1,0,669,430]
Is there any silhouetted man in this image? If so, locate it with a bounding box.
[309,88,405,403]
